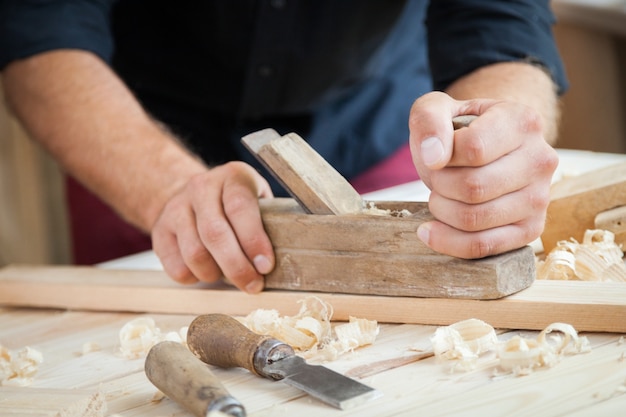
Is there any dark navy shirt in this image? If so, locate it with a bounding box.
[0,0,567,195]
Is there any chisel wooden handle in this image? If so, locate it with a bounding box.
[145,341,246,417]
[188,313,294,380]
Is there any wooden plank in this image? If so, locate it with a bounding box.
[0,265,624,332]
[242,129,365,215]
[0,387,106,417]
[260,198,535,299]
[542,161,626,251]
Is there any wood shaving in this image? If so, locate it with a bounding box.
[0,343,43,386]
[362,202,412,217]
[238,296,379,361]
[118,317,187,359]
[431,320,590,376]
[537,229,626,281]
[430,318,498,371]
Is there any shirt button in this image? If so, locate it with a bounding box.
[270,0,286,9]
[258,65,274,77]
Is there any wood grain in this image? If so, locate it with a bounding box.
[242,129,364,215]
[260,198,535,299]
[145,341,245,417]
[542,161,626,251]
[0,387,106,417]
[0,265,624,332]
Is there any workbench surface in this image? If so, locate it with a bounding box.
[2,149,626,416]
[1,307,625,416]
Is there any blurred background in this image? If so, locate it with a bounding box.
[1,0,625,267]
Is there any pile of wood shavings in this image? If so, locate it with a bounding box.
[430,319,590,376]
[238,296,379,361]
[0,343,43,386]
[537,229,626,281]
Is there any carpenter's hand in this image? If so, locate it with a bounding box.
[409,91,558,258]
[151,161,274,293]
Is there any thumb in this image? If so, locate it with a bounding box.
[409,92,458,171]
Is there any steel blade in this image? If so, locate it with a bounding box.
[263,356,381,409]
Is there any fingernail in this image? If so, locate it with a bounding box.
[245,278,264,294]
[421,136,444,167]
[417,224,431,245]
[253,254,272,274]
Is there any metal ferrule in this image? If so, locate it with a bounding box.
[205,395,246,417]
[253,338,295,380]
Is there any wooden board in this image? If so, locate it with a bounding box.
[260,198,535,299]
[0,387,106,417]
[542,161,626,251]
[0,265,624,332]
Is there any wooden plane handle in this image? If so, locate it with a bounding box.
[241,129,364,215]
[241,115,476,215]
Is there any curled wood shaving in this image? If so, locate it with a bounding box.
[431,320,590,376]
[0,343,43,386]
[240,296,333,351]
[537,229,626,281]
[430,318,498,371]
[499,323,590,376]
[239,296,379,361]
[118,317,188,359]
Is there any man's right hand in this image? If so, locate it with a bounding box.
[151,161,275,293]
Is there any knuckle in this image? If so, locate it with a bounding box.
[468,238,494,259]
[461,134,488,165]
[169,268,197,285]
[526,221,544,243]
[199,218,231,245]
[529,187,551,211]
[520,106,543,134]
[160,257,197,284]
[535,147,559,174]
[457,201,498,231]
[224,264,255,287]
[461,174,487,203]
[459,208,481,231]
[223,192,251,217]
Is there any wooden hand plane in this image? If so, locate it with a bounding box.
[242,125,535,300]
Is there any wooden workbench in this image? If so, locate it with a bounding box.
[1,306,625,416]
[1,149,626,416]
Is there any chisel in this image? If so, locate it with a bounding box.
[145,341,246,417]
[187,313,382,410]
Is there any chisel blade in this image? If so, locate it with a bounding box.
[264,355,381,409]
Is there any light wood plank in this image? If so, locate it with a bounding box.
[0,388,106,417]
[542,161,626,252]
[0,265,624,332]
